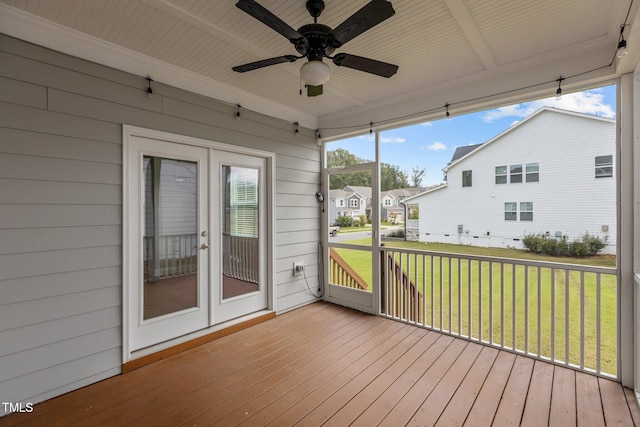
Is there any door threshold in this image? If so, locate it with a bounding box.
[123,310,275,373]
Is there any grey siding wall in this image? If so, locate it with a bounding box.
[0,34,321,410]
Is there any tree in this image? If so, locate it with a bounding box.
[326,148,408,191]
[380,163,408,191]
[409,166,426,187]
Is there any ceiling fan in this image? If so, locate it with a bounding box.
[232,0,399,96]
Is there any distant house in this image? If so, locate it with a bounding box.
[404,107,616,254]
[328,187,369,225]
[329,185,427,225]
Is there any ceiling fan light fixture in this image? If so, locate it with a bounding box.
[300,60,330,86]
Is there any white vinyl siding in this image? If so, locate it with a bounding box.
[0,34,320,411]
[411,108,615,253]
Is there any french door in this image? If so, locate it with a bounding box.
[124,128,269,354]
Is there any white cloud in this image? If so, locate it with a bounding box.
[424,141,446,151]
[482,89,615,123]
[380,136,406,144]
[420,122,433,126]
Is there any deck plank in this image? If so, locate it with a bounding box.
[350,334,455,427]
[575,371,605,427]
[492,355,535,426]
[265,322,417,426]
[320,331,439,426]
[408,342,483,426]
[599,377,635,426]
[463,351,516,427]
[377,338,469,427]
[435,346,500,427]
[624,386,640,426]
[0,302,638,427]
[521,360,554,426]
[549,367,576,427]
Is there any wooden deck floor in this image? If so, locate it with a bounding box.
[2,302,639,426]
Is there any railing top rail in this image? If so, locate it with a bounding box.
[379,246,616,274]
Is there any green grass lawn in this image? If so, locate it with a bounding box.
[331,239,617,375]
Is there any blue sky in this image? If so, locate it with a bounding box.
[326,84,616,186]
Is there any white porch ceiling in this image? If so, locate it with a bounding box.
[1,0,638,137]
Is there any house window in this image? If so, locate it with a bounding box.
[510,164,523,183]
[338,199,344,207]
[462,170,472,187]
[495,166,507,184]
[350,199,358,207]
[526,163,539,182]
[505,202,517,221]
[595,155,613,178]
[384,198,392,206]
[520,202,533,221]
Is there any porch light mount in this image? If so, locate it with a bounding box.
[145,76,153,99]
[445,103,450,119]
[235,104,241,120]
[555,76,564,100]
[617,25,629,58]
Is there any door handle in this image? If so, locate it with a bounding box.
[200,243,210,250]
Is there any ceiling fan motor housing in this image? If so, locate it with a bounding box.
[306,0,325,19]
[295,23,336,59]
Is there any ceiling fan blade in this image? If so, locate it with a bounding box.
[236,0,303,42]
[332,53,398,78]
[307,84,323,97]
[232,55,299,73]
[331,0,395,47]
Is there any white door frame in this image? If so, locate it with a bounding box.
[122,125,275,362]
[323,161,380,314]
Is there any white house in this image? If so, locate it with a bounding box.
[329,186,425,225]
[328,187,369,225]
[405,108,616,254]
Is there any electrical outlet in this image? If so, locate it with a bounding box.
[293,261,306,276]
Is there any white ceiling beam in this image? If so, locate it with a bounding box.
[444,0,497,70]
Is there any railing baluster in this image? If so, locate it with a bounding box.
[489,261,493,345]
[580,270,585,370]
[448,257,452,333]
[501,262,505,348]
[537,266,541,357]
[440,256,444,331]
[596,272,601,375]
[512,263,516,351]
[478,260,482,342]
[525,265,529,355]
[468,259,472,339]
[565,268,569,366]
[551,268,556,362]
[458,257,462,336]
[431,255,435,328]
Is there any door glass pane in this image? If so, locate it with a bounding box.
[143,156,198,320]
[222,165,260,299]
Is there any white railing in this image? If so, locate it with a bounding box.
[380,247,618,378]
[222,233,259,284]
[144,233,198,280]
